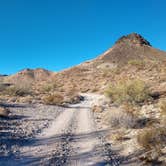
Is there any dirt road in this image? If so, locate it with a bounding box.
[0,94,122,166]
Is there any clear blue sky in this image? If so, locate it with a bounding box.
[0,0,166,74]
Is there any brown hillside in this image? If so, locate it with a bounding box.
[4,68,54,84]
[47,33,166,95]
[98,33,166,65]
[1,33,166,102]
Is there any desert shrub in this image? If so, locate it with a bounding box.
[137,127,166,164]
[142,118,160,128]
[41,83,57,93]
[104,108,138,129]
[137,127,166,150]
[4,86,32,97]
[105,79,151,105]
[43,93,64,105]
[128,59,145,68]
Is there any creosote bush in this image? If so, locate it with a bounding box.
[105,79,151,105]
[43,93,64,105]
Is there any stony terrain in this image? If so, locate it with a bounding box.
[0,94,124,166]
[0,33,166,165]
[0,104,63,163]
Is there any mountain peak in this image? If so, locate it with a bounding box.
[115,33,151,46]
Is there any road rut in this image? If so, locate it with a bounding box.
[0,94,122,166]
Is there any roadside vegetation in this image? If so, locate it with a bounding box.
[42,93,64,105]
[0,82,32,97]
[104,77,166,165]
[137,126,166,165]
[104,107,138,129]
[105,79,151,105]
[42,89,83,106]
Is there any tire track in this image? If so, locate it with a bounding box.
[45,110,78,166]
[90,102,124,166]
[0,104,65,166]
[16,108,78,166]
[4,93,124,166]
[67,94,123,166]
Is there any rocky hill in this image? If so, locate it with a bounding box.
[1,33,166,101]
[48,33,166,96]
[98,33,166,65]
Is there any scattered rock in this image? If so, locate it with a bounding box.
[65,95,84,104]
[0,107,10,117]
[92,105,103,113]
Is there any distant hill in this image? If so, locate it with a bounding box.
[3,68,55,85]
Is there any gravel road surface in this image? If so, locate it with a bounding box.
[0,94,122,166]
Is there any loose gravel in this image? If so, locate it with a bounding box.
[0,104,64,165]
[0,94,123,166]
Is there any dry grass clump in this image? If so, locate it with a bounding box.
[43,93,64,105]
[137,127,166,164]
[105,79,151,105]
[137,127,166,150]
[104,108,138,129]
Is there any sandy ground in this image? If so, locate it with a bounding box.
[0,94,123,166]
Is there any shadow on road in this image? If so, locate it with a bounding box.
[0,128,125,165]
[0,103,33,108]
